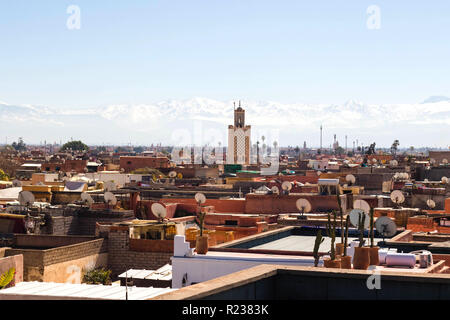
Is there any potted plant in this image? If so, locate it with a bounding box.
[313,229,324,267]
[340,216,352,269]
[353,213,370,270]
[324,211,341,268]
[195,203,209,254]
[335,195,345,256]
[369,207,380,266]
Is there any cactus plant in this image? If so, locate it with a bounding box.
[326,211,337,260]
[358,212,366,248]
[337,194,344,243]
[313,229,324,267]
[344,216,350,256]
[370,207,375,248]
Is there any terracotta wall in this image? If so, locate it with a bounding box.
[161,198,246,213]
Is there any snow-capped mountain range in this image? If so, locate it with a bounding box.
[0,97,449,147]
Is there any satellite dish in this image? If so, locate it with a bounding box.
[390,160,398,167]
[430,158,436,165]
[12,180,22,187]
[353,199,370,214]
[442,177,449,184]
[296,199,312,213]
[151,202,167,220]
[168,171,177,178]
[317,171,322,176]
[375,216,397,241]
[281,181,292,191]
[177,173,183,179]
[104,192,117,206]
[372,158,378,164]
[346,174,356,185]
[390,190,405,205]
[443,158,449,165]
[195,192,207,204]
[81,192,94,206]
[271,186,280,194]
[426,199,436,209]
[18,191,35,207]
[349,209,370,229]
[104,181,117,192]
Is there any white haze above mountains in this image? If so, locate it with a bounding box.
[0,97,449,148]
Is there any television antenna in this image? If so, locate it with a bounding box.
[296,198,311,219]
[390,190,405,208]
[12,180,22,187]
[271,186,280,195]
[345,174,356,186]
[19,191,35,207]
[375,216,397,242]
[349,209,370,229]
[195,192,207,205]
[104,181,117,192]
[104,191,117,207]
[81,192,94,207]
[353,199,370,214]
[151,203,167,222]
[168,171,177,178]
[426,199,436,209]
[281,181,292,195]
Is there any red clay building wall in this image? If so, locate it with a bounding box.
[120,156,170,173]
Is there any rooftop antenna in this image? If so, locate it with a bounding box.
[81,192,94,208]
[349,209,370,229]
[104,192,117,209]
[12,180,22,187]
[296,198,311,220]
[281,181,292,195]
[104,181,117,192]
[426,199,436,209]
[345,174,356,186]
[151,203,167,223]
[375,216,397,243]
[271,186,280,195]
[19,191,35,208]
[390,190,405,209]
[353,199,370,214]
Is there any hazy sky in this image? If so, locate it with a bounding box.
[1,0,450,108]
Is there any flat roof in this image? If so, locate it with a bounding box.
[0,282,176,300]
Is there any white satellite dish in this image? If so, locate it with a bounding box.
[349,209,370,229]
[151,202,167,220]
[346,174,356,185]
[104,192,117,206]
[271,186,280,194]
[390,160,398,167]
[104,181,117,192]
[426,199,436,209]
[442,177,449,184]
[281,181,292,191]
[296,199,312,213]
[372,158,378,164]
[195,192,207,204]
[443,158,449,165]
[18,191,35,207]
[375,216,397,241]
[424,178,429,183]
[317,171,322,176]
[430,158,436,165]
[390,190,405,205]
[353,199,370,214]
[168,171,177,178]
[12,180,22,187]
[81,192,94,206]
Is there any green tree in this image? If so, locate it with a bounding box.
[61,140,89,152]
[83,268,112,285]
[0,169,9,181]
[0,268,15,289]
[11,137,26,151]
